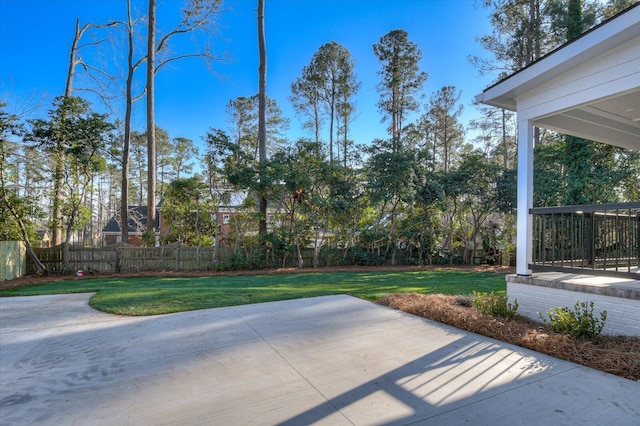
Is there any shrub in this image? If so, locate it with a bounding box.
[216,252,254,271]
[455,295,473,307]
[539,301,607,340]
[472,291,519,320]
[142,230,156,247]
[350,247,384,266]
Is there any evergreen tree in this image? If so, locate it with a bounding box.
[0,106,47,273]
[373,30,427,152]
[290,42,359,164]
[227,95,289,162]
[26,96,113,266]
[422,86,465,173]
[556,0,638,205]
[162,176,215,246]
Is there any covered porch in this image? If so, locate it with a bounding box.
[475,4,640,336]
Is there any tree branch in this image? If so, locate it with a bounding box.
[155,52,220,72]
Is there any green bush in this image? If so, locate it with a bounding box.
[142,230,156,247]
[539,301,607,340]
[350,247,384,266]
[216,252,254,271]
[455,295,473,307]
[472,291,519,319]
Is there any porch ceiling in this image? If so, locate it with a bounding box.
[534,90,640,151]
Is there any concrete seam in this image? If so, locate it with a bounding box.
[230,306,356,426]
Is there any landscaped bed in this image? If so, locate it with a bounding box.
[378,292,640,381]
[1,265,638,380]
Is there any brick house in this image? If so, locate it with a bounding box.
[102,206,164,246]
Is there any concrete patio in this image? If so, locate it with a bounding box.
[1,293,638,425]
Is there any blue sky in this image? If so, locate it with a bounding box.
[1,0,496,153]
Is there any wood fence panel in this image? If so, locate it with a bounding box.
[31,246,63,273]
[116,246,218,272]
[1,241,26,281]
[68,247,118,272]
[118,247,172,272]
[175,247,216,270]
[25,243,426,276]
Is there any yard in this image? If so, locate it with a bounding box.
[0,266,504,315]
[1,265,638,380]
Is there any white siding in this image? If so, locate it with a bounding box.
[518,38,640,122]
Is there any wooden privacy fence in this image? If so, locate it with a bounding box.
[28,245,116,274]
[28,245,339,273]
[29,245,222,273]
[118,246,218,272]
[26,243,448,275]
[1,241,26,281]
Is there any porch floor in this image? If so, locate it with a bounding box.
[508,270,640,300]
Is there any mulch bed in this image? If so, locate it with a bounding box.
[378,293,640,381]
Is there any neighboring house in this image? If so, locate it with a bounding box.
[102,194,261,247]
[36,229,51,248]
[215,207,236,243]
[475,4,640,336]
[212,190,285,244]
[102,206,164,246]
[213,190,247,243]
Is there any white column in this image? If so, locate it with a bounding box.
[516,119,534,276]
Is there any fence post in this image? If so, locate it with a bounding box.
[585,213,594,268]
[636,211,640,264]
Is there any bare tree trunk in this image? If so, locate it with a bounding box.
[443,124,449,173]
[65,19,82,96]
[391,91,397,151]
[501,109,508,169]
[146,0,157,238]
[11,212,47,275]
[121,0,136,245]
[343,112,349,167]
[52,19,84,247]
[257,0,267,239]
[383,200,399,265]
[314,103,320,145]
[296,236,304,269]
[313,225,321,268]
[329,84,335,164]
[57,18,115,246]
[51,151,64,247]
[57,17,116,251]
[447,198,458,265]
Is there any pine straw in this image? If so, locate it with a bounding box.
[378,293,640,381]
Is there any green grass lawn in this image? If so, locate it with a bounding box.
[0,270,506,316]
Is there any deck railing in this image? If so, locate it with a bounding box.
[530,202,640,278]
